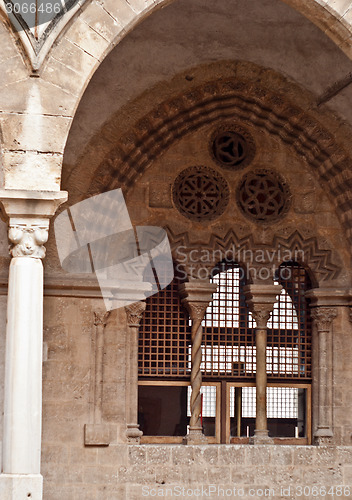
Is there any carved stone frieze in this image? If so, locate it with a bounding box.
[167,227,341,283]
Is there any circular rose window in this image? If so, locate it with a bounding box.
[211,125,255,170]
[237,169,291,223]
[173,166,229,222]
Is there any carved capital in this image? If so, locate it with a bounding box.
[125,301,146,327]
[187,302,208,322]
[93,311,110,327]
[0,189,67,259]
[311,307,337,332]
[8,223,49,258]
[244,284,282,329]
[179,280,217,322]
[251,307,273,329]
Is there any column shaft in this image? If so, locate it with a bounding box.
[3,258,43,473]
[255,327,268,434]
[125,301,146,443]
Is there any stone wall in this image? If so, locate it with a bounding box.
[42,444,352,499]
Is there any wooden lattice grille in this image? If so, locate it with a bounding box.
[268,262,312,380]
[202,261,312,381]
[202,261,255,379]
[138,273,191,378]
[138,261,311,381]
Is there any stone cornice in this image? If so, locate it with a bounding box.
[306,288,352,307]
[0,190,68,220]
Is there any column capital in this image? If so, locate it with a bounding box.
[310,307,337,332]
[178,280,217,322]
[0,190,67,259]
[244,284,282,328]
[93,311,110,328]
[125,301,146,327]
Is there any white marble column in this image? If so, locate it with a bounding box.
[0,190,67,500]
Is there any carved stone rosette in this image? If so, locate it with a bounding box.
[179,281,217,444]
[125,301,146,443]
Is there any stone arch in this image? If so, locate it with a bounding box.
[1,0,352,191]
[69,64,352,247]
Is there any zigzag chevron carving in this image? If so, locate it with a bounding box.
[165,227,341,282]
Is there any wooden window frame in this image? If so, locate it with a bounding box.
[138,380,221,444]
[226,382,312,445]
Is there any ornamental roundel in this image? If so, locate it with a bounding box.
[172,166,230,222]
[237,169,291,223]
[211,124,256,170]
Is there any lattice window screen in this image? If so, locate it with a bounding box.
[138,272,191,378]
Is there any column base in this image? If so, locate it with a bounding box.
[0,473,43,500]
[249,430,274,445]
[126,424,143,444]
[184,427,208,445]
[314,427,333,445]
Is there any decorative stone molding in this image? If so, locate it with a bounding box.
[167,227,341,283]
[179,280,217,444]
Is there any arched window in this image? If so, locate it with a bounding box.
[137,259,312,444]
[203,259,311,443]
